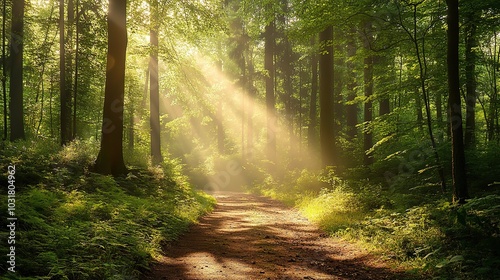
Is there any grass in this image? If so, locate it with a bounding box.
[0,139,215,279]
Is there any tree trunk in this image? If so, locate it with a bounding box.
[73,0,80,139]
[217,60,225,154]
[346,29,357,142]
[2,0,7,140]
[149,0,162,165]
[65,0,74,141]
[9,0,25,141]
[319,26,335,167]
[265,17,276,161]
[59,0,70,145]
[93,0,127,176]
[447,0,469,203]
[333,30,343,165]
[363,22,374,166]
[246,50,254,158]
[464,12,478,149]
[308,36,318,149]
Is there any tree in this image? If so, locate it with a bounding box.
[308,36,318,149]
[362,21,374,166]
[447,0,468,203]
[2,0,7,140]
[149,0,162,165]
[93,0,127,176]
[265,13,276,161]
[9,0,25,141]
[464,9,478,149]
[319,25,335,166]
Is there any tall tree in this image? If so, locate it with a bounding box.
[60,0,70,145]
[447,0,468,203]
[265,13,276,161]
[9,0,25,141]
[319,25,335,166]
[2,0,7,140]
[362,22,374,166]
[149,0,162,165]
[346,28,358,143]
[93,0,127,176]
[464,10,478,149]
[308,36,318,149]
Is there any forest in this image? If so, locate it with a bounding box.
[1,0,500,279]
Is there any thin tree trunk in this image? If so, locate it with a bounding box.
[464,11,478,149]
[93,0,127,176]
[404,3,446,191]
[73,0,80,139]
[308,36,318,149]
[447,0,468,203]
[363,22,374,166]
[265,16,276,161]
[60,0,70,145]
[346,29,357,142]
[217,60,224,154]
[2,0,7,141]
[9,0,25,141]
[149,0,162,165]
[246,51,254,157]
[319,25,335,166]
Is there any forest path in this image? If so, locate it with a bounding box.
[149,192,409,280]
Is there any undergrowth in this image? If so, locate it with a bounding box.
[251,165,500,280]
[0,139,215,279]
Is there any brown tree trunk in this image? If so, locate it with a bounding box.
[2,0,7,140]
[308,36,318,149]
[447,0,469,203]
[93,0,127,176]
[464,12,478,149]
[9,0,25,141]
[363,22,374,166]
[60,0,70,145]
[265,17,276,161]
[150,0,162,165]
[346,29,357,142]
[319,26,335,166]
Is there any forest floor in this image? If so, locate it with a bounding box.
[148,192,416,280]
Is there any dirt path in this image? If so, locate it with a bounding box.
[149,192,410,280]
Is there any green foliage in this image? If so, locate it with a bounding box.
[0,140,215,279]
[250,167,500,280]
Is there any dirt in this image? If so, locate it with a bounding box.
[149,192,412,280]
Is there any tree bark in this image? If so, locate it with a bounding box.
[93,0,127,176]
[2,0,7,140]
[346,29,357,142]
[464,11,478,149]
[319,26,335,166]
[308,36,318,149]
[363,22,374,166]
[9,0,25,141]
[265,17,276,161]
[60,0,70,145]
[150,0,162,165]
[447,0,469,203]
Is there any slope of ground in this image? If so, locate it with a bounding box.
[149,192,415,280]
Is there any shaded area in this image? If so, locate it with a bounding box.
[149,192,416,280]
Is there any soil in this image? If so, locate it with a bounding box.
[149,192,412,280]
